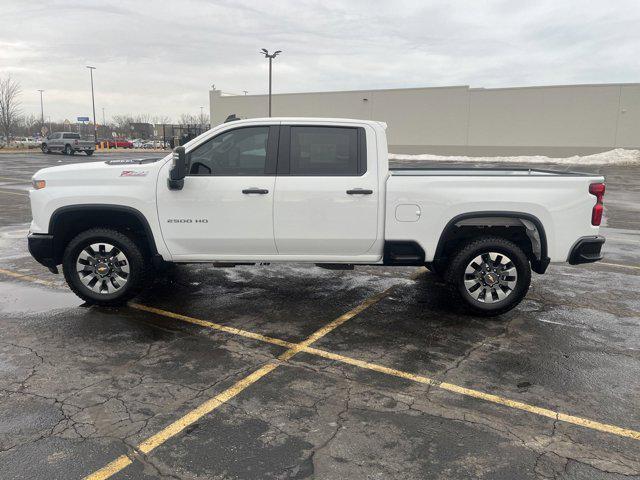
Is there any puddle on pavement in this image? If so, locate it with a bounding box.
[0,281,81,313]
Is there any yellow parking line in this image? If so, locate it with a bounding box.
[1,266,638,470]
[299,347,640,440]
[598,262,640,271]
[85,272,409,479]
[131,303,296,349]
[0,189,28,197]
[134,303,640,442]
[86,363,279,480]
[0,176,29,182]
[0,267,58,287]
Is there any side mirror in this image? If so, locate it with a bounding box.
[168,146,187,190]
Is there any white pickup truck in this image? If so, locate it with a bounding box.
[28,118,606,315]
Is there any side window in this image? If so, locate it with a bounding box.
[63,133,80,140]
[188,126,270,176]
[290,127,360,176]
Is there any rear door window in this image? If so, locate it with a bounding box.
[287,126,365,176]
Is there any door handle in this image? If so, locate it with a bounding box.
[242,188,269,194]
[346,189,373,195]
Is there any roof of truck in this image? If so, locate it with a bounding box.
[221,117,388,129]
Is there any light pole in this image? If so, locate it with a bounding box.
[37,90,45,132]
[260,49,281,117]
[86,66,97,143]
[199,106,204,127]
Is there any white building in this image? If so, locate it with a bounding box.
[210,83,640,157]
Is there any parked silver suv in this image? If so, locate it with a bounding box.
[41,132,95,156]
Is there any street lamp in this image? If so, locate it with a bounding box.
[37,90,45,131]
[260,49,281,117]
[86,66,97,143]
[199,106,204,127]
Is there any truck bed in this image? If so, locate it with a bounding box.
[389,167,592,177]
[385,167,604,263]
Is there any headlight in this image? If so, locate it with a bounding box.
[32,179,46,190]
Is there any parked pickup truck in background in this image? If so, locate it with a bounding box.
[41,132,95,156]
[27,118,606,315]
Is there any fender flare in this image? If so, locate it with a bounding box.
[48,204,159,256]
[434,211,550,273]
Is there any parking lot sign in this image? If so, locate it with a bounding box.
[77,116,90,122]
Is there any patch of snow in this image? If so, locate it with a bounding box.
[389,148,640,165]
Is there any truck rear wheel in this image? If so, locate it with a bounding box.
[64,144,74,155]
[62,228,149,305]
[444,236,531,316]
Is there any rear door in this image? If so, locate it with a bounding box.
[273,123,378,256]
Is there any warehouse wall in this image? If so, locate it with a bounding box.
[210,83,640,156]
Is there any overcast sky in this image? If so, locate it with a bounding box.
[1,0,639,122]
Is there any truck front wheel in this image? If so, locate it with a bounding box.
[62,228,149,305]
[445,236,531,316]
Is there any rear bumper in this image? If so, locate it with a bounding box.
[28,233,58,272]
[568,236,605,265]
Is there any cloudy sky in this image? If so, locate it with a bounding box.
[1,0,639,122]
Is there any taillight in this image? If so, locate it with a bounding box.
[589,182,605,226]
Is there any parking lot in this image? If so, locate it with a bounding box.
[0,151,639,479]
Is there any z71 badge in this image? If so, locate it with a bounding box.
[120,170,148,177]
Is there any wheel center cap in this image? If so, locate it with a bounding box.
[484,272,498,286]
[96,263,110,276]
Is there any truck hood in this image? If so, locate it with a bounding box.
[32,156,170,183]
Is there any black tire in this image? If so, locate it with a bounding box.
[41,143,50,154]
[62,228,149,305]
[85,150,94,156]
[444,236,531,316]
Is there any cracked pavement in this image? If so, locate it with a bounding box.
[0,152,639,479]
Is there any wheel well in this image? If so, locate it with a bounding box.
[434,214,549,274]
[49,206,157,264]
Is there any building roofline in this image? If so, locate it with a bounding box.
[212,82,640,98]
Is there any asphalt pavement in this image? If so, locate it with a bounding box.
[0,150,638,479]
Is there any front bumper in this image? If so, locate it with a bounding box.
[28,233,58,272]
[568,236,605,265]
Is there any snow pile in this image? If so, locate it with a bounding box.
[389,148,640,165]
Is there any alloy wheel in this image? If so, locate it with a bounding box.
[463,252,518,303]
[76,242,130,294]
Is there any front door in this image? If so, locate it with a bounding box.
[157,124,279,258]
[273,124,379,256]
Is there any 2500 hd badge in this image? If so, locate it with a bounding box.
[167,218,209,223]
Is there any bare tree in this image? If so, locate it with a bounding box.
[20,113,39,136]
[133,113,151,124]
[152,115,172,125]
[0,75,21,141]
[112,114,134,135]
[199,112,210,126]
[179,113,199,125]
